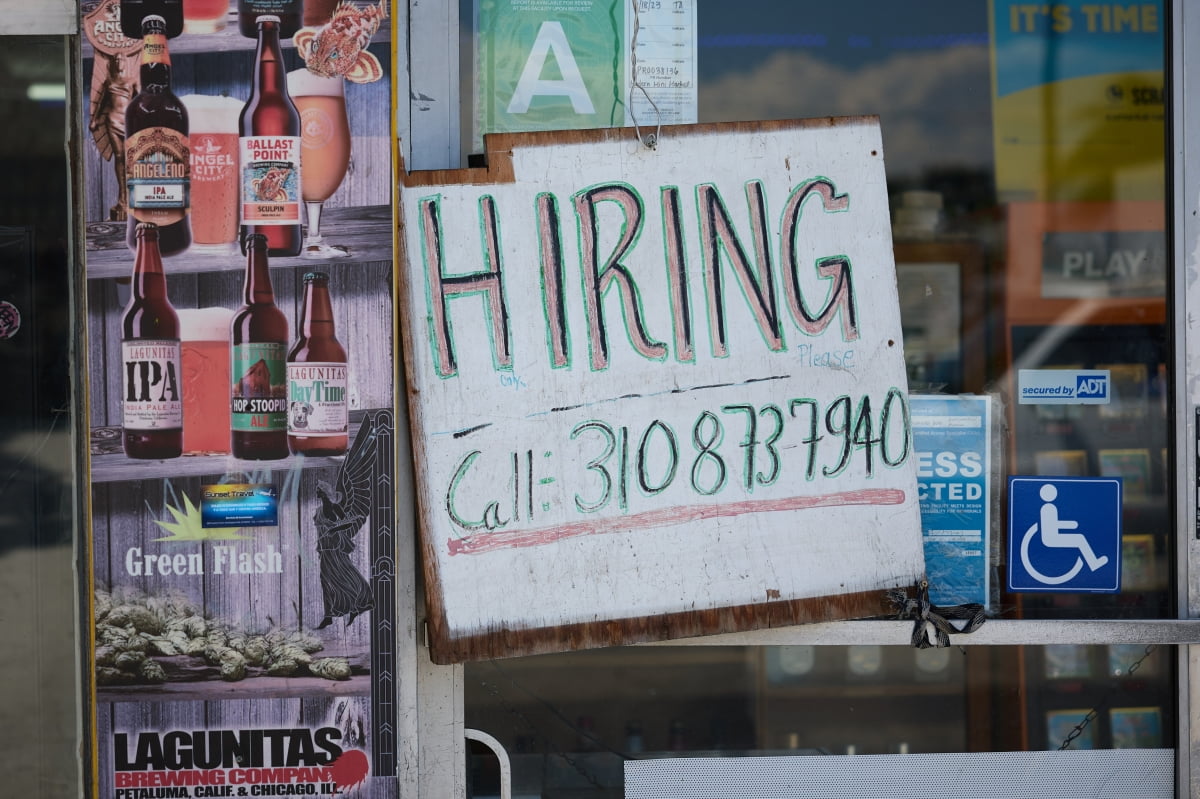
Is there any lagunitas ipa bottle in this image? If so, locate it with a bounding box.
[125,13,191,256]
[237,0,302,39]
[230,233,290,459]
[287,272,348,455]
[121,223,183,459]
[239,14,303,257]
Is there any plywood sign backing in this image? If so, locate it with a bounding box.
[397,119,924,663]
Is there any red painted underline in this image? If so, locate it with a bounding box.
[446,488,906,556]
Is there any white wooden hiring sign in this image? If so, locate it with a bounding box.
[397,119,925,663]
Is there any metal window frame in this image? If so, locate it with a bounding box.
[396,2,1200,797]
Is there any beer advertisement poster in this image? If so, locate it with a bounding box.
[79,2,400,796]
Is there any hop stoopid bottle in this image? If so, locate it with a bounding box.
[121,223,183,459]
[230,233,290,459]
[239,14,303,257]
[287,272,348,455]
[125,13,191,256]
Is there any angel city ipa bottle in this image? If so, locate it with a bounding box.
[230,233,290,459]
[121,223,183,459]
[239,14,303,257]
[287,272,348,455]
[237,0,302,39]
[125,13,191,256]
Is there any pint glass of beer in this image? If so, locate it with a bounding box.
[183,0,230,34]
[178,307,233,454]
[182,95,242,253]
[287,68,352,258]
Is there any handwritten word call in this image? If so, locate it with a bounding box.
[444,388,910,536]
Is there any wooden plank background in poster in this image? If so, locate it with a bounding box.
[80,4,399,792]
[397,119,927,664]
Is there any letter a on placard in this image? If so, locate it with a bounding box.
[507,21,595,114]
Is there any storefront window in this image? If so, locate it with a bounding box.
[467,643,1174,795]
[459,1,1173,794]
[0,33,81,799]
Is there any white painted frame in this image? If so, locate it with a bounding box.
[1172,1,1199,796]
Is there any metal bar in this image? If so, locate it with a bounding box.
[642,619,1200,647]
[1172,0,1199,793]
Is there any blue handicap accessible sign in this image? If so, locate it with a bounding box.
[1008,476,1122,593]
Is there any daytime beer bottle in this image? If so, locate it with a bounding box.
[287,272,348,455]
[121,222,183,459]
[239,14,303,257]
[230,233,290,459]
[125,13,191,256]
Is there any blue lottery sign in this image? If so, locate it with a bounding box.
[1008,476,1121,593]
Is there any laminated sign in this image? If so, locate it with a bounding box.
[398,119,925,663]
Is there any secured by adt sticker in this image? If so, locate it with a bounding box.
[1018,369,1110,404]
[1008,476,1121,593]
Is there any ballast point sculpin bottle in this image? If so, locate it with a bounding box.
[237,0,302,39]
[239,13,303,257]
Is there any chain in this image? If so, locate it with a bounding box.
[1057,644,1158,750]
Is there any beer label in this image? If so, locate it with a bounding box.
[239,136,302,225]
[83,1,143,58]
[127,126,190,222]
[141,32,170,65]
[191,134,236,181]
[122,339,182,431]
[231,342,287,432]
[287,362,348,436]
[241,0,300,14]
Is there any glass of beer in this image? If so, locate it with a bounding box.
[183,0,230,33]
[287,68,352,259]
[177,307,233,455]
[181,94,242,254]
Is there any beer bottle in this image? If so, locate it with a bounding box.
[125,13,191,256]
[121,223,183,459]
[237,0,302,39]
[118,0,184,39]
[239,14,304,257]
[230,233,290,459]
[287,272,348,455]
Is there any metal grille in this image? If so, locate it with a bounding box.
[625,750,1173,798]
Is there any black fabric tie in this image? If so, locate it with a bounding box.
[888,580,986,648]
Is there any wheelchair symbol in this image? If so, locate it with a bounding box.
[1019,484,1109,586]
